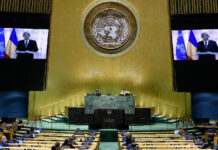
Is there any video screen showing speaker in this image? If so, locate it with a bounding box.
[171,14,218,92]
[172,29,218,61]
[0,28,49,60]
[0,12,50,90]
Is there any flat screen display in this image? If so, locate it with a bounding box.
[170,15,218,92]
[0,28,49,59]
[0,13,50,90]
[171,29,218,61]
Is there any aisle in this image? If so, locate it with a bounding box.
[99,142,118,150]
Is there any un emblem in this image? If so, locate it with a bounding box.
[82,0,140,57]
[92,8,130,49]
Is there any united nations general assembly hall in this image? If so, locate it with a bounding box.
[0,0,218,149]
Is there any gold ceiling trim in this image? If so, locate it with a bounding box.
[170,0,218,15]
[0,0,52,14]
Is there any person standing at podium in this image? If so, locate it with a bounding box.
[197,32,218,61]
[16,32,38,60]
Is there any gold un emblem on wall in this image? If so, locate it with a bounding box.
[81,0,140,57]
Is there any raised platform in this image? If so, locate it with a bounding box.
[23,120,192,132]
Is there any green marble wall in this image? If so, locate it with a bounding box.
[85,96,135,114]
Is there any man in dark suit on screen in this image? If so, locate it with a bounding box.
[197,32,218,61]
[16,32,38,60]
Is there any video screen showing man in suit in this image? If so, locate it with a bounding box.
[197,32,218,61]
[0,28,49,59]
[171,29,218,61]
[16,32,38,60]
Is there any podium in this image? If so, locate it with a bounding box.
[192,52,218,60]
[66,95,152,128]
[13,51,39,58]
[93,109,125,129]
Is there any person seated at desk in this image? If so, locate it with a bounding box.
[51,142,61,150]
[93,88,101,96]
[178,127,186,136]
[69,135,78,145]
[120,89,131,96]
[61,139,75,149]
[0,136,9,147]
[11,135,19,143]
[74,128,84,135]
[124,132,135,145]
[120,89,127,96]
[129,143,139,150]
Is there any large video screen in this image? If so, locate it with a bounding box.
[0,28,49,59]
[171,15,218,92]
[172,29,218,61]
[0,13,50,90]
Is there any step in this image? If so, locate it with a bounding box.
[167,119,177,124]
[195,132,203,135]
[21,127,31,131]
[186,129,198,132]
[50,117,61,121]
[50,116,66,123]
[56,115,67,119]
[161,117,169,121]
[42,119,55,123]
[24,125,32,128]
[152,114,160,117]
[155,115,165,119]
[17,130,27,134]
[15,133,24,137]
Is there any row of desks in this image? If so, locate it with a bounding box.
[194,124,218,146]
[5,130,100,150]
[118,132,202,150]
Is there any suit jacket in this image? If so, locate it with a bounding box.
[197,40,218,61]
[93,91,101,96]
[16,40,38,60]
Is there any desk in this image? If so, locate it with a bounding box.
[85,95,135,114]
[205,132,218,144]
[214,136,218,146]
[3,129,14,140]
[194,125,218,129]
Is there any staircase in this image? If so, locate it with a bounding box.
[41,113,67,123]
[15,124,32,138]
[152,114,177,124]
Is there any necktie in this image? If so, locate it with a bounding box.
[205,41,208,49]
[25,40,28,48]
